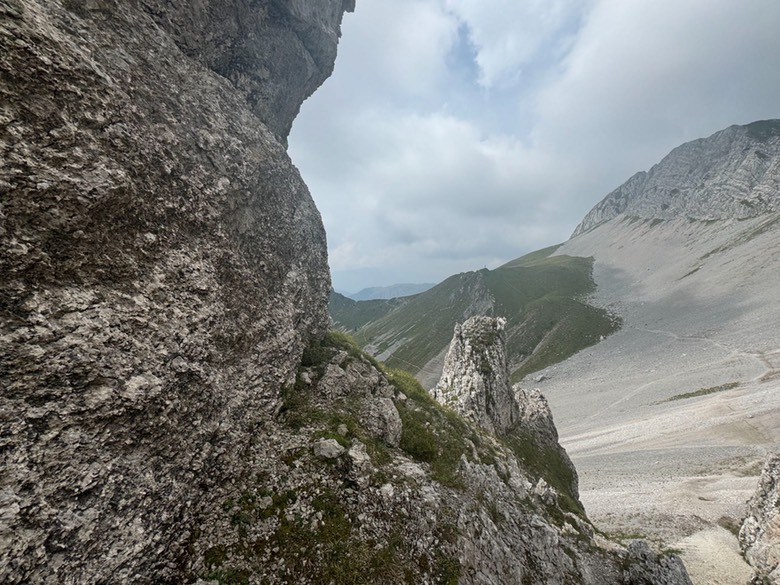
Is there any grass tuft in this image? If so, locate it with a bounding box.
[663,382,739,402]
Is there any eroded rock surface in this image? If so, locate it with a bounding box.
[1,1,694,583]
[740,454,780,584]
[0,0,348,582]
[424,315,690,583]
[573,120,780,236]
[432,316,518,434]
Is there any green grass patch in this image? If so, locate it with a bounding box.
[345,252,619,382]
[501,429,584,520]
[205,483,461,585]
[499,243,563,268]
[387,368,491,489]
[663,382,739,402]
[329,291,407,331]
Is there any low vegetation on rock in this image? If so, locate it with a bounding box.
[330,247,620,385]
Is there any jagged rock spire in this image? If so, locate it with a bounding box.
[432,316,519,434]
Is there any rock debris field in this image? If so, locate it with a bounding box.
[535,215,780,584]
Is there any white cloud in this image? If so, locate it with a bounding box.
[333,0,460,100]
[290,0,780,292]
[534,0,780,163]
[445,0,585,87]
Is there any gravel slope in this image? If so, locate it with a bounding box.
[534,214,780,584]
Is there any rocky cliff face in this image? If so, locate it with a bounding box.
[0,1,695,583]
[573,120,780,236]
[0,0,350,582]
[432,316,518,434]
[740,454,780,584]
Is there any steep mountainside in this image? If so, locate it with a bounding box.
[331,248,619,389]
[0,2,694,584]
[539,120,780,583]
[573,120,780,236]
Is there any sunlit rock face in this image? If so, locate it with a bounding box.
[0,0,350,581]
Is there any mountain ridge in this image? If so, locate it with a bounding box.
[347,282,436,301]
[331,251,619,389]
[573,119,780,236]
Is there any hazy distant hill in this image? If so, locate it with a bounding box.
[347,282,436,300]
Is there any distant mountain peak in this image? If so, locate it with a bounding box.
[572,119,780,237]
[347,282,436,301]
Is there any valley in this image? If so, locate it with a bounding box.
[543,214,780,584]
[336,120,780,583]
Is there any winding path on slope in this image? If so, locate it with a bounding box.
[580,324,779,424]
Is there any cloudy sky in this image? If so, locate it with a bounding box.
[289,0,780,294]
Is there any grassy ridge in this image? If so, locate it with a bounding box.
[328,292,407,331]
[330,247,620,382]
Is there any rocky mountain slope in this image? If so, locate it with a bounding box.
[538,120,780,584]
[740,455,780,583]
[0,1,695,583]
[573,120,780,236]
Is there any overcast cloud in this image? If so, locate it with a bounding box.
[289,0,780,293]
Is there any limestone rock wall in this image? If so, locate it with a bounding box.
[573,120,780,236]
[421,315,691,583]
[0,0,348,582]
[432,316,518,434]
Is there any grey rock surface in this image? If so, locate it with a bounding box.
[312,438,345,460]
[740,454,780,584]
[262,345,694,585]
[432,316,518,434]
[0,0,348,582]
[623,541,693,585]
[573,120,780,236]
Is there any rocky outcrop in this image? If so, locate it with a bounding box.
[138,0,356,143]
[573,120,780,236]
[212,333,692,585]
[0,0,350,582]
[422,316,691,584]
[740,454,780,584]
[432,316,518,434]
